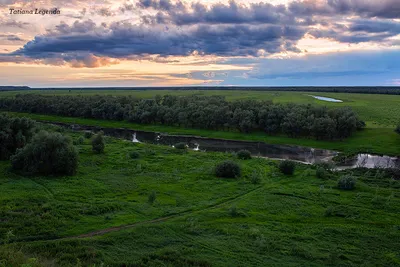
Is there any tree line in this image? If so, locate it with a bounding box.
[0,94,365,140]
[2,86,400,95]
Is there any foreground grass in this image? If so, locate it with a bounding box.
[5,111,400,156]
[1,129,400,266]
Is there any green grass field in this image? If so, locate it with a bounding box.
[1,128,400,266]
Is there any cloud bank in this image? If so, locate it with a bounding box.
[0,0,399,70]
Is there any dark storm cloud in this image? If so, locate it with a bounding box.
[2,0,399,68]
[309,19,400,44]
[0,0,109,7]
[349,20,400,35]
[137,0,183,12]
[136,0,399,26]
[289,0,400,19]
[137,0,296,25]
[14,20,306,59]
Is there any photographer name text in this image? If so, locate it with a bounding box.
[9,8,61,15]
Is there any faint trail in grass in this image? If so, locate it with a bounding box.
[271,192,309,200]
[11,185,265,244]
[71,185,265,239]
[27,178,54,199]
[164,226,265,266]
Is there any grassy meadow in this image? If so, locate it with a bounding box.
[1,127,400,266]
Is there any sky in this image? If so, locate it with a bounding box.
[0,0,399,87]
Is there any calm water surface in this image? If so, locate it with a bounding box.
[52,122,399,170]
[309,95,343,103]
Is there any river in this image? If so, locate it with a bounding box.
[49,121,399,170]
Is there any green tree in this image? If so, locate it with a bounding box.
[92,131,105,154]
[0,114,36,160]
[11,131,78,176]
[278,160,296,175]
[338,175,356,190]
[215,160,241,178]
[237,150,252,160]
[312,117,337,140]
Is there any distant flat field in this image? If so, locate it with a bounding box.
[2,89,400,127]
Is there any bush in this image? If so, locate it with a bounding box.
[84,131,93,139]
[92,131,105,154]
[237,150,252,160]
[250,170,262,184]
[316,167,328,179]
[396,124,400,135]
[148,191,156,205]
[357,120,366,130]
[278,160,296,175]
[314,162,335,171]
[129,151,140,159]
[0,114,36,160]
[73,136,85,145]
[386,168,400,180]
[0,247,42,267]
[215,160,241,178]
[338,175,356,190]
[228,205,246,217]
[11,131,78,176]
[145,149,156,156]
[174,142,187,150]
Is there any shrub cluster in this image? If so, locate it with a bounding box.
[174,143,187,150]
[396,124,400,135]
[148,191,157,205]
[129,151,140,159]
[237,150,252,160]
[11,131,78,176]
[0,114,35,160]
[250,170,262,184]
[84,131,93,139]
[338,175,356,190]
[0,94,365,140]
[92,132,105,153]
[278,160,296,175]
[316,167,328,179]
[215,160,241,178]
[73,136,85,145]
[228,205,246,217]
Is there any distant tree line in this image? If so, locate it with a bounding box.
[0,86,30,91]
[2,86,400,95]
[0,94,365,140]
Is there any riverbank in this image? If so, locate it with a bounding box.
[4,111,400,156]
